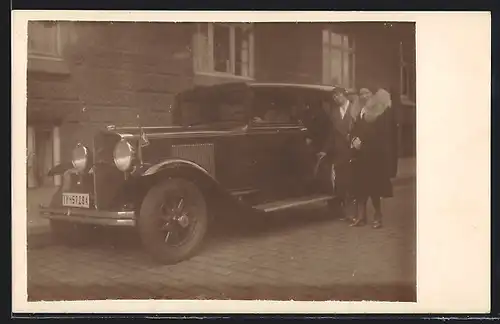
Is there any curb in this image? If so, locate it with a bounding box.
[27,175,415,250]
[392,175,416,188]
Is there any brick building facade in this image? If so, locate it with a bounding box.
[26,21,415,188]
[254,22,416,158]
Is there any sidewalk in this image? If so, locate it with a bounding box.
[26,157,415,248]
[392,156,416,187]
[27,186,58,247]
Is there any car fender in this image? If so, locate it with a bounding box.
[136,158,242,215]
[141,158,213,178]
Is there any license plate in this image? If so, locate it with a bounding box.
[62,193,90,208]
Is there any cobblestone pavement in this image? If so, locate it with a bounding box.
[27,182,416,302]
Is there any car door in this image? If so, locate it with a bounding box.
[247,87,323,202]
[250,123,317,199]
[294,93,336,195]
[213,124,260,192]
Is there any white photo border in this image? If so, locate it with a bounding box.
[12,10,491,314]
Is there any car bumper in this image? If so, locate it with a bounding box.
[39,205,136,227]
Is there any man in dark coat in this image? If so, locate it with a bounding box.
[317,87,356,220]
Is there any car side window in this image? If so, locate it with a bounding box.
[217,102,247,123]
[179,101,203,126]
[251,90,301,125]
[291,97,332,149]
[175,96,248,126]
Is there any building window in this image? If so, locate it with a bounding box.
[28,21,62,59]
[322,29,355,89]
[193,23,254,79]
[399,41,416,104]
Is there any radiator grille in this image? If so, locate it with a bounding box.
[171,143,215,177]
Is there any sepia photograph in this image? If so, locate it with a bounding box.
[24,19,417,302]
[12,11,490,314]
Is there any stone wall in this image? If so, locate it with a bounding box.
[27,21,416,165]
[253,22,416,156]
[27,21,197,162]
[254,23,322,84]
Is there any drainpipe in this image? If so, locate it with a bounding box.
[53,125,61,186]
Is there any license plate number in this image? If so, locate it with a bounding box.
[62,193,90,208]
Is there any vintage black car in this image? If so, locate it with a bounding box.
[40,82,347,264]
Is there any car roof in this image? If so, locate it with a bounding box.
[248,82,340,92]
[175,81,353,100]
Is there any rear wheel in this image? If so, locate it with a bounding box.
[138,178,208,265]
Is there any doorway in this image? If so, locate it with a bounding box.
[27,125,54,188]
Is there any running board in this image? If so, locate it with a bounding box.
[230,188,260,196]
[254,194,333,213]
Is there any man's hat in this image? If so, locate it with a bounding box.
[331,87,348,96]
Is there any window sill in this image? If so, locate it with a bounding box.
[194,71,255,81]
[28,55,70,75]
[194,72,255,87]
[400,95,416,107]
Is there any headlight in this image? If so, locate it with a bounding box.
[72,144,90,173]
[113,139,136,172]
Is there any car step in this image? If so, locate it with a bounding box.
[254,194,333,213]
[230,188,260,197]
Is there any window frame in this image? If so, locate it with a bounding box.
[193,22,255,80]
[28,21,63,61]
[322,29,356,89]
[399,41,416,105]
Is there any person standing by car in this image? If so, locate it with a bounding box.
[357,88,373,112]
[349,88,397,229]
[317,87,356,220]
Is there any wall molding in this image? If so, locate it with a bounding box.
[28,56,70,75]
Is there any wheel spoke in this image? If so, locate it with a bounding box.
[167,227,180,244]
[160,221,170,231]
[175,197,185,214]
[158,190,197,246]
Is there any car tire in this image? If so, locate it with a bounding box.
[138,177,209,265]
[49,220,92,246]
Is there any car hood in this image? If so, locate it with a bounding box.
[105,123,249,140]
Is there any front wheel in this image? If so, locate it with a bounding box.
[138,178,209,265]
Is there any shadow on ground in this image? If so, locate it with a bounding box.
[30,204,336,254]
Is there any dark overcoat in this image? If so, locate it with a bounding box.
[317,101,355,197]
[350,107,398,198]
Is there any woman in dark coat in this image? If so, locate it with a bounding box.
[349,88,397,229]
